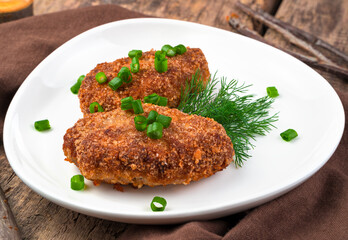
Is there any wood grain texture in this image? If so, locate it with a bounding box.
[33,0,279,31]
[263,0,348,90]
[0,187,20,240]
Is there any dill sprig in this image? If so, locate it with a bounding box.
[178,71,278,167]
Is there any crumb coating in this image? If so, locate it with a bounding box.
[78,47,210,116]
[63,104,234,188]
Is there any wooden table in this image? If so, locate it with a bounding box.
[1,0,347,238]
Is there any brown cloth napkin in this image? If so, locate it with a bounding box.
[1,5,347,240]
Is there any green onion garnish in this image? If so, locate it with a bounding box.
[134,115,147,131]
[280,129,298,142]
[89,102,104,113]
[161,45,172,53]
[150,196,167,211]
[144,93,160,104]
[266,86,279,98]
[95,72,107,84]
[147,122,163,139]
[118,67,132,83]
[156,114,172,128]
[34,119,51,131]
[108,77,123,91]
[132,99,144,114]
[157,96,168,106]
[174,44,187,55]
[128,50,142,59]
[161,44,176,57]
[70,75,85,94]
[147,110,159,124]
[71,174,85,191]
[121,96,134,110]
[131,57,140,73]
[154,51,168,73]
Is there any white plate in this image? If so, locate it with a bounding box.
[3,18,345,224]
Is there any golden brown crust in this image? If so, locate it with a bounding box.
[63,104,234,188]
[78,47,210,116]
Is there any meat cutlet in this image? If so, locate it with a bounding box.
[78,47,210,116]
[63,104,234,188]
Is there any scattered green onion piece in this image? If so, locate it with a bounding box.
[161,45,173,53]
[156,114,172,128]
[150,196,167,212]
[155,58,168,73]
[154,51,168,73]
[89,102,104,113]
[128,49,142,58]
[147,122,163,139]
[147,110,159,124]
[71,174,85,191]
[144,93,160,104]
[266,86,279,98]
[95,72,107,84]
[131,57,140,73]
[166,48,176,57]
[174,44,187,55]
[34,119,51,131]
[132,99,144,114]
[134,115,147,131]
[118,67,132,83]
[280,129,298,142]
[155,50,166,60]
[157,96,168,106]
[108,77,123,91]
[161,44,176,57]
[121,96,134,110]
[70,75,85,94]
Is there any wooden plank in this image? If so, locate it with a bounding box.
[33,0,280,31]
[263,0,348,89]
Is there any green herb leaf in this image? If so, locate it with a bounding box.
[178,70,278,167]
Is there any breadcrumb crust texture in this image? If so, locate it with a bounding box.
[63,104,234,188]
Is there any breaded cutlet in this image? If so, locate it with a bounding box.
[63,104,234,188]
[78,47,210,116]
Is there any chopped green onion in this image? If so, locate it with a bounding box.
[156,114,172,128]
[166,48,176,57]
[157,96,168,106]
[118,67,132,83]
[89,102,104,113]
[161,44,176,57]
[34,119,51,131]
[128,50,142,58]
[147,110,159,124]
[95,72,107,84]
[70,75,85,94]
[155,50,166,60]
[266,86,279,98]
[121,96,134,110]
[131,57,140,73]
[150,196,167,211]
[134,115,147,131]
[174,44,187,55]
[144,93,160,104]
[280,129,298,142]
[147,122,163,139]
[132,99,144,114]
[108,77,123,91]
[71,174,85,190]
[154,51,168,73]
[161,45,172,53]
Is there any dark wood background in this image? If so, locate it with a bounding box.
[1,0,347,238]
